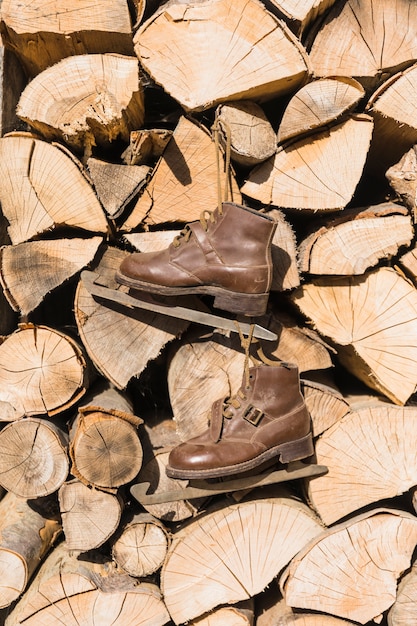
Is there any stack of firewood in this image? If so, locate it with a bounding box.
[2,0,417,624]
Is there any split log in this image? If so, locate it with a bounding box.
[87,157,150,219]
[161,490,324,624]
[263,0,337,37]
[0,40,26,136]
[0,492,61,609]
[58,479,123,551]
[189,600,254,626]
[0,323,93,420]
[0,134,109,245]
[17,53,145,157]
[386,145,417,217]
[0,0,134,77]
[167,317,333,442]
[0,236,103,316]
[307,401,417,525]
[301,376,350,437]
[241,115,373,211]
[291,266,417,405]
[277,76,365,144]
[297,202,413,275]
[134,447,206,522]
[216,101,277,168]
[69,381,143,490]
[365,65,417,176]
[308,0,417,92]
[134,0,310,112]
[399,244,417,282]
[280,508,417,624]
[269,208,300,291]
[75,246,190,389]
[388,562,417,625]
[121,116,241,230]
[130,0,161,28]
[112,512,170,577]
[256,591,356,626]
[0,418,69,498]
[167,328,246,441]
[4,540,170,625]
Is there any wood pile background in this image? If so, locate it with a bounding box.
[3,0,417,624]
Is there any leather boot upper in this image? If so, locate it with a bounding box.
[118,202,276,295]
[168,363,312,474]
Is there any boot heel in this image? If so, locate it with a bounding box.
[213,291,269,316]
[278,432,314,463]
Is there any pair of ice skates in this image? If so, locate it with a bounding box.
[83,201,326,503]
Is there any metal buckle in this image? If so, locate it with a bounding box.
[243,404,264,426]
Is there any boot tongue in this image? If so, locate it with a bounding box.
[209,397,227,443]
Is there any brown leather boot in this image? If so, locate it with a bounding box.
[166,362,314,479]
[116,202,276,316]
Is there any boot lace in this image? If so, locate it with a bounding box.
[222,321,285,419]
[172,112,232,249]
[223,321,256,419]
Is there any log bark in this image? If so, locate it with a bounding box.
[0,236,103,316]
[0,134,109,244]
[280,509,417,624]
[241,115,373,211]
[0,492,61,609]
[0,40,26,136]
[112,512,170,577]
[69,381,143,490]
[4,540,170,625]
[58,479,123,551]
[278,76,365,143]
[0,323,92,420]
[297,202,413,275]
[292,266,417,405]
[122,115,241,230]
[17,53,145,157]
[0,418,69,498]
[134,0,310,112]
[0,0,134,77]
[87,157,150,219]
[161,490,323,624]
[75,246,190,388]
[121,127,173,166]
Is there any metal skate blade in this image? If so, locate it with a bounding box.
[81,270,278,341]
[131,462,328,505]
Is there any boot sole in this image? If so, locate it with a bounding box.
[115,271,269,317]
[166,432,314,480]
